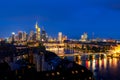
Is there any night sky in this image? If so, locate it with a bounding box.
[0,0,120,39]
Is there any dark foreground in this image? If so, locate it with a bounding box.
[0,58,94,80]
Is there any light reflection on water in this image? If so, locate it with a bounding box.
[61,52,120,80]
[74,57,120,80]
[92,59,96,71]
[45,49,120,80]
[104,58,107,70]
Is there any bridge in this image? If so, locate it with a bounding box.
[56,52,107,61]
[57,52,106,56]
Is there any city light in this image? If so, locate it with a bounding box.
[0,0,120,80]
[12,32,15,35]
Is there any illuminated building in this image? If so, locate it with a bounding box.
[80,32,88,42]
[22,31,27,41]
[62,35,67,42]
[18,31,23,41]
[28,30,35,41]
[58,32,62,43]
[11,32,15,42]
[48,36,57,42]
[14,34,19,41]
[35,22,41,41]
[41,27,47,42]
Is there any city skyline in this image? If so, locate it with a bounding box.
[0,0,120,39]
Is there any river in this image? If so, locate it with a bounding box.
[65,55,120,80]
[52,49,120,80]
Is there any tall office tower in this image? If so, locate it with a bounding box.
[35,22,41,41]
[58,32,62,43]
[22,32,27,41]
[84,32,88,40]
[18,31,23,41]
[41,27,47,42]
[81,32,88,42]
[33,32,36,41]
[14,34,19,41]
[62,35,67,42]
[28,30,34,41]
[11,32,15,43]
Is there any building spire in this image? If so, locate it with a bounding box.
[35,21,38,29]
[35,21,41,41]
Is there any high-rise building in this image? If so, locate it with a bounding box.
[18,31,23,41]
[11,32,15,43]
[28,30,34,41]
[22,31,27,41]
[58,32,62,43]
[41,27,47,42]
[14,34,19,41]
[35,22,41,41]
[62,35,67,42]
[80,32,88,42]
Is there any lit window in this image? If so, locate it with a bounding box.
[72,71,74,74]
[81,69,84,72]
[57,72,60,75]
[28,65,31,69]
[75,70,78,73]
[89,77,92,80]
[52,73,55,76]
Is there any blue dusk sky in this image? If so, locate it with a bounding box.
[0,0,120,39]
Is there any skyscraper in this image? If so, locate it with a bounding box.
[11,32,15,42]
[35,22,41,41]
[80,32,88,42]
[28,30,34,41]
[22,32,27,41]
[18,31,23,41]
[58,32,62,43]
[41,27,47,42]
